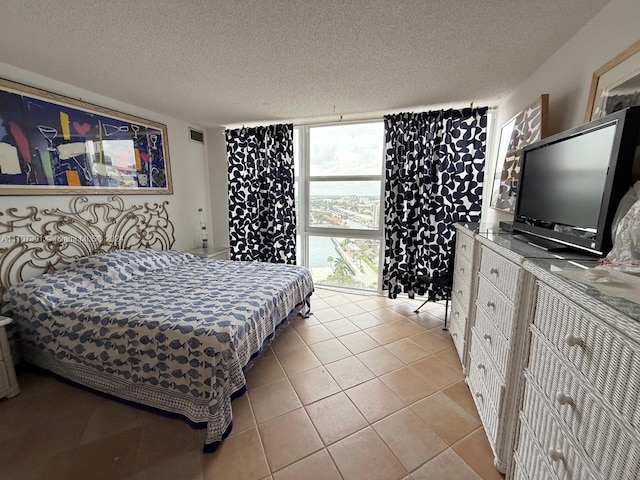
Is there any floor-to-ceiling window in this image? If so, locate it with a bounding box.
[294,122,384,292]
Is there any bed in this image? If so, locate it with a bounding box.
[0,197,313,451]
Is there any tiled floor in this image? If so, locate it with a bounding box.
[0,288,505,480]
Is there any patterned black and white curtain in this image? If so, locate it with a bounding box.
[225,124,296,264]
[383,108,487,299]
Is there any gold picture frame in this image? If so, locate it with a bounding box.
[585,40,640,122]
[490,94,549,213]
[0,78,172,195]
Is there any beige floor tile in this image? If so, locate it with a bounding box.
[305,392,368,445]
[410,356,464,389]
[309,338,352,364]
[325,356,375,390]
[373,408,447,471]
[297,325,336,345]
[276,346,322,375]
[289,366,341,405]
[311,298,331,311]
[357,347,404,376]
[202,427,269,480]
[66,428,142,480]
[315,288,341,298]
[135,416,203,471]
[370,308,407,323]
[341,292,373,303]
[338,330,380,354]
[380,367,437,404]
[412,449,482,480]
[408,311,446,330]
[349,312,386,329]
[270,330,307,355]
[442,381,480,420]
[259,408,323,471]
[272,449,342,480]
[230,394,256,436]
[429,325,454,341]
[354,298,384,311]
[436,347,463,373]
[452,429,504,480]
[384,338,430,364]
[245,354,287,389]
[324,318,360,336]
[408,331,451,355]
[388,318,428,336]
[290,315,321,330]
[345,378,405,423]
[364,324,406,344]
[328,427,406,480]
[333,302,367,317]
[132,451,203,480]
[79,398,147,445]
[388,303,420,317]
[323,295,352,307]
[411,392,482,445]
[313,308,345,323]
[249,378,302,423]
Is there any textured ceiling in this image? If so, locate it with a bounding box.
[0,0,609,127]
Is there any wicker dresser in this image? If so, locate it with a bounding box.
[512,259,640,480]
[0,316,20,399]
[450,224,480,374]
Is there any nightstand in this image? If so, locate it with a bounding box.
[0,316,20,399]
[187,247,230,260]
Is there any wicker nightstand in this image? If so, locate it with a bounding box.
[187,247,230,260]
[0,316,20,399]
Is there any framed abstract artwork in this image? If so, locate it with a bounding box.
[490,94,549,213]
[0,78,172,195]
[585,40,640,121]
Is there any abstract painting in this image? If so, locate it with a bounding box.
[0,78,172,195]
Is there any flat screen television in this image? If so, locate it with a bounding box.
[513,106,640,256]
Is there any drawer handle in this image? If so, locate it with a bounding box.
[474,392,483,400]
[486,301,495,309]
[457,289,463,296]
[459,267,465,273]
[454,311,460,318]
[489,268,499,275]
[548,449,564,462]
[461,244,467,250]
[483,333,491,342]
[477,363,485,371]
[556,392,574,406]
[452,332,458,337]
[565,334,583,347]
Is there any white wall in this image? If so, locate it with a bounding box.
[206,127,230,248]
[0,62,211,251]
[481,0,640,227]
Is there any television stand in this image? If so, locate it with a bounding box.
[512,233,568,251]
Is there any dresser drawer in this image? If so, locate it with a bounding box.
[515,418,558,480]
[472,310,510,380]
[511,454,531,480]
[469,335,505,414]
[527,334,640,479]
[467,357,499,445]
[450,293,467,332]
[478,245,522,300]
[476,276,516,340]
[521,378,596,480]
[452,274,472,314]
[456,231,475,262]
[449,315,465,363]
[453,252,473,287]
[533,283,640,433]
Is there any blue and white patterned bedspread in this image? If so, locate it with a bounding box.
[1,249,314,449]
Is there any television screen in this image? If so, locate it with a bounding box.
[517,124,616,231]
[513,107,640,255]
